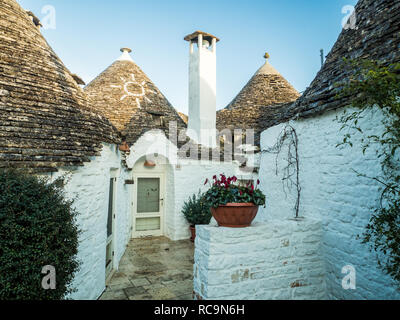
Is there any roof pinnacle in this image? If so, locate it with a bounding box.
[117,47,134,62]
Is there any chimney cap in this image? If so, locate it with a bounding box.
[120,47,132,53]
[184,31,220,43]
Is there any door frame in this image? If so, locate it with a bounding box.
[132,173,165,238]
[106,169,118,282]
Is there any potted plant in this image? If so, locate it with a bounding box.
[203,174,266,228]
[181,191,212,242]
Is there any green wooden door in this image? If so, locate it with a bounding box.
[134,177,163,235]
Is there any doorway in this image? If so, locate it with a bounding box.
[132,174,165,238]
[106,175,117,280]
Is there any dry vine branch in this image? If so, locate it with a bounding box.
[262,124,301,218]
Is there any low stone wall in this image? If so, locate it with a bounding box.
[193,219,326,300]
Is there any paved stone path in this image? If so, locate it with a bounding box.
[99,237,194,300]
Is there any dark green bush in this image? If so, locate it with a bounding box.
[182,191,212,226]
[0,169,80,300]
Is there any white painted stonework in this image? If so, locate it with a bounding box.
[46,143,132,300]
[37,132,257,300]
[35,130,246,300]
[258,106,400,300]
[194,219,326,300]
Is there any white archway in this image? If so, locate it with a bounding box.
[131,153,175,240]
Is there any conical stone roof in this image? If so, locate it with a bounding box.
[0,0,120,172]
[224,53,300,111]
[216,53,300,146]
[85,49,186,145]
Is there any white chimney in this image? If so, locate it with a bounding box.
[184,31,219,148]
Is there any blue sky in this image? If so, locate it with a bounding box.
[18,0,358,114]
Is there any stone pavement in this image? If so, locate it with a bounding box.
[99,237,194,300]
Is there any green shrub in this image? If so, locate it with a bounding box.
[182,191,212,226]
[0,169,80,300]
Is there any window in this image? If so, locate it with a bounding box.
[147,111,165,126]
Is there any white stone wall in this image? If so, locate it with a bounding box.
[194,219,326,300]
[49,143,132,300]
[259,107,400,300]
[173,160,248,240]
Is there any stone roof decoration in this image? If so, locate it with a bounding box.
[217,53,300,146]
[85,48,187,145]
[284,0,400,120]
[0,0,120,173]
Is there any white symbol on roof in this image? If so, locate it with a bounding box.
[110,74,156,108]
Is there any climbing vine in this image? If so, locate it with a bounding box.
[336,58,400,285]
[262,124,301,218]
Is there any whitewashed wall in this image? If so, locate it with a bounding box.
[194,219,326,300]
[259,107,400,300]
[49,143,132,300]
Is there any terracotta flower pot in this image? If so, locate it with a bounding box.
[189,226,196,242]
[211,203,259,228]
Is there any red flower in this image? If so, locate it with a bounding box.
[249,187,254,194]
[213,175,217,180]
[257,179,260,185]
[204,179,209,185]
